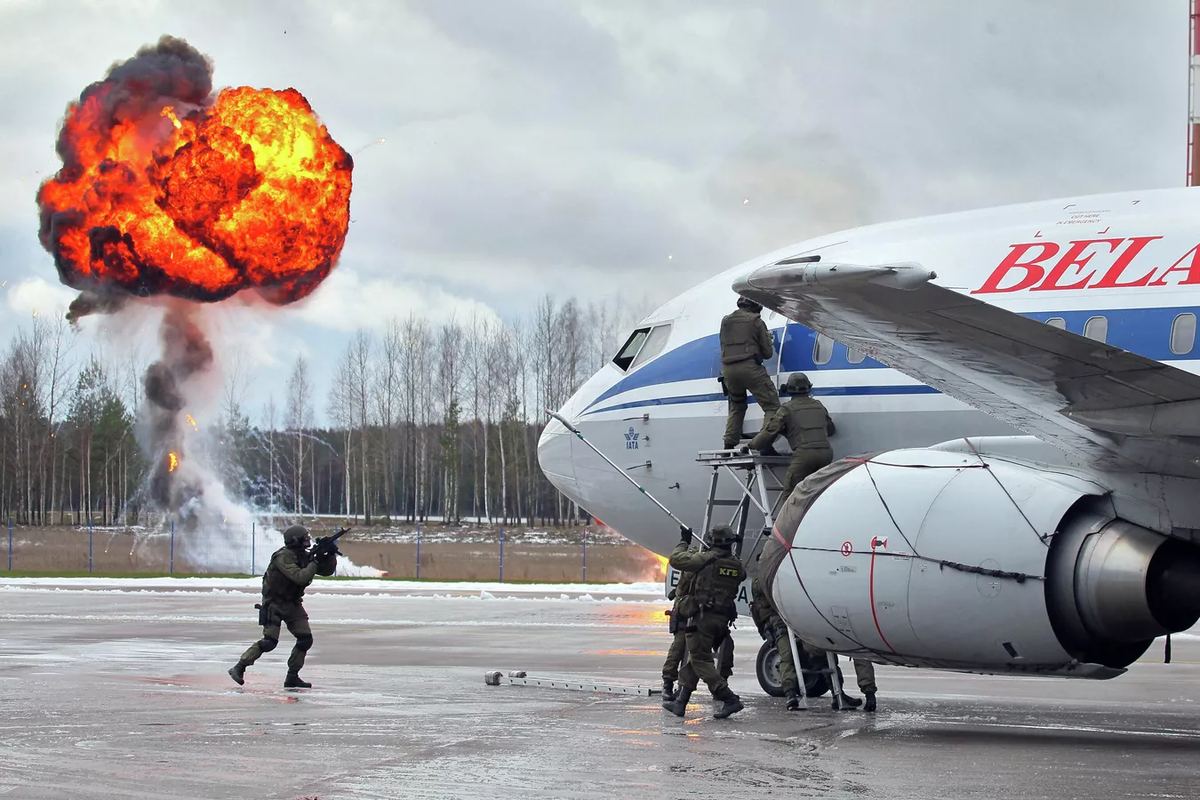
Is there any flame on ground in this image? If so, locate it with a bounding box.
[36,36,353,310]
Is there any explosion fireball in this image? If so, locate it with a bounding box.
[36,34,353,319]
[34,36,355,571]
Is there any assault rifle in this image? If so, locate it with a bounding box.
[307,526,351,564]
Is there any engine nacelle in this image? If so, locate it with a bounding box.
[761,448,1200,677]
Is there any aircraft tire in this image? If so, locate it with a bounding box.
[756,640,830,698]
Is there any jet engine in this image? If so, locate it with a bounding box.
[760,447,1200,677]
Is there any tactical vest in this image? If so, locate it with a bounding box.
[688,553,745,618]
[719,310,764,365]
[262,547,307,603]
[749,577,782,634]
[785,397,832,451]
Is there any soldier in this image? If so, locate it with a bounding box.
[662,554,735,701]
[228,524,337,689]
[748,371,835,497]
[803,642,878,712]
[660,566,695,702]
[662,524,746,719]
[720,297,782,449]
[749,574,803,710]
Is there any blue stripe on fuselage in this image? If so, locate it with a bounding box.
[582,304,1200,415]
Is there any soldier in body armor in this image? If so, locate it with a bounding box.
[662,524,746,719]
[719,297,781,449]
[661,557,734,701]
[228,525,337,689]
[748,371,835,496]
[749,574,803,710]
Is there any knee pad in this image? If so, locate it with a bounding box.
[258,637,278,653]
[295,634,314,652]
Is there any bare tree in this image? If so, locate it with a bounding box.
[285,356,313,515]
[348,330,373,524]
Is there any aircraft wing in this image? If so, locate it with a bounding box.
[734,260,1200,479]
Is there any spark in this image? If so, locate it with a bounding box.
[668,254,674,260]
[168,452,179,472]
[1,280,6,287]
[743,198,750,205]
[186,414,198,431]
[160,106,182,129]
[31,310,38,318]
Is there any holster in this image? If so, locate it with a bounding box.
[717,376,728,396]
[667,610,679,635]
[256,602,272,627]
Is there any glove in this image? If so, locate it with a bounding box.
[679,525,693,544]
[737,445,750,455]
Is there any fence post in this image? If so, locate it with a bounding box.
[170,520,175,575]
[7,517,11,571]
[499,526,505,582]
[582,526,587,583]
[251,522,256,575]
[88,517,93,574]
[416,523,421,580]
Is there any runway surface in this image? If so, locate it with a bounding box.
[0,577,1197,799]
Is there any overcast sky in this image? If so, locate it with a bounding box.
[0,0,1189,423]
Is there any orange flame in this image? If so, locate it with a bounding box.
[186,414,197,431]
[38,74,352,305]
[167,452,179,472]
[651,553,669,581]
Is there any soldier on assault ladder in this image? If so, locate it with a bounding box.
[228,524,338,689]
[720,297,781,450]
[746,371,835,497]
[662,524,746,719]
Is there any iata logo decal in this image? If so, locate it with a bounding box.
[624,426,640,450]
[968,235,1200,293]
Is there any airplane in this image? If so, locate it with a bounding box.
[538,186,1200,693]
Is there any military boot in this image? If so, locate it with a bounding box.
[713,688,744,719]
[228,661,247,686]
[834,692,862,710]
[661,680,676,703]
[663,687,692,717]
[864,692,877,713]
[284,671,312,689]
[785,689,801,711]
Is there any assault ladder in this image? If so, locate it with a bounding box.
[694,448,791,563]
[694,448,845,712]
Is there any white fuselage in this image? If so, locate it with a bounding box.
[539,187,1200,557]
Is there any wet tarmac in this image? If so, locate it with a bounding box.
[0,578,1197,799]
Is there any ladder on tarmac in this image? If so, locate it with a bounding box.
[694,448,792,561]
[694,448,831,712]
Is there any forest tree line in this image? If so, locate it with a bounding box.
[0,294,651,527]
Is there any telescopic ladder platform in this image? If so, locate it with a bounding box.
[694,449,792,560]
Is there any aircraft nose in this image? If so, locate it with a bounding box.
[537,415,577,486]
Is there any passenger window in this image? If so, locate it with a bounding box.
[1171,313,1197,355]
[612,328,650,371]
[1083,316,1108,343]
[1045,317,1066,330]
[813,334,834,365]
[630,324,672,368]
[847,348,866,365]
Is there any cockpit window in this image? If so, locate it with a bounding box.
[612,323,672,372]
[631,324,672,369]
[612,327,650,371]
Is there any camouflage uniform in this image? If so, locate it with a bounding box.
[750,372,835,497]
[661,569,695,697]
[749,576,800,706]
[719,305,781,449]
[229,527,335,688]
[663,527,746,719]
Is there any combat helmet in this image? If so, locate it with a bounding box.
[786,372,812,394]
[736,296,763,313]
[707,524,740,549]
[283,525,310,547]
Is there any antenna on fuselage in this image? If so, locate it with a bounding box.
[545,409,703,547]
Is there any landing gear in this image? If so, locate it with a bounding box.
[755,640,829,698]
